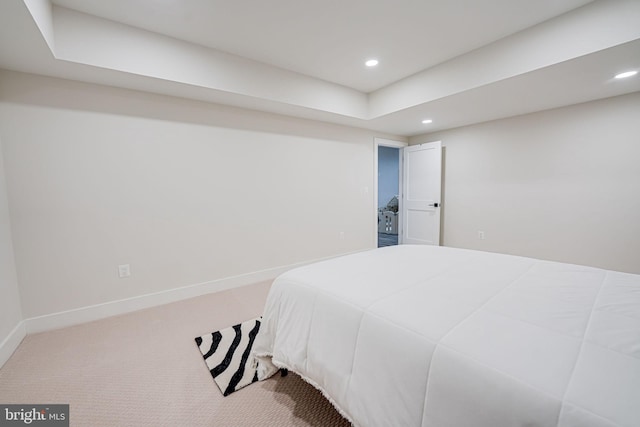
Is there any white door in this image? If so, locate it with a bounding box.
[400,141,442,245]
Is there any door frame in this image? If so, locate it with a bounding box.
[373,137,408,248]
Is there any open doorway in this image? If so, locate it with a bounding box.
[374,138,407,248]
[378,146,400,247]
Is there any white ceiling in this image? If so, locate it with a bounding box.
[50,0,594,93]
[0,0,639,136]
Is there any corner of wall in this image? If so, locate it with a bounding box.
[0,321,26,368]
[0,133,25,368]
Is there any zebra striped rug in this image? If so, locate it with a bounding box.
[195,317,261,396]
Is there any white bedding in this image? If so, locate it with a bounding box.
[253,245,640,427]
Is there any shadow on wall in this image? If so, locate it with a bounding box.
[0,70,400,145]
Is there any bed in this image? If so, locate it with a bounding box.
[253,245,640,427]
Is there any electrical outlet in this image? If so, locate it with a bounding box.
[118,264,131,278]
[477,231,485,240]
[339,231,345,240]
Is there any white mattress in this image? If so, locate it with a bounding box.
[253,245,640,427]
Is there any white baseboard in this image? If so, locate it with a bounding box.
[24,265,282,334]
[0,321,27,368]
[24,250,365,335]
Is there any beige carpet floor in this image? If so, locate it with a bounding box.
[0,281,351,426]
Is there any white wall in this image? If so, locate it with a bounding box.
[411,92,640,274]
[0,70,400,320]
[0,133,23,353]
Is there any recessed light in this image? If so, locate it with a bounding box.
[615,70,637,79]
[421,119,433,124]
[365,59,379,67]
